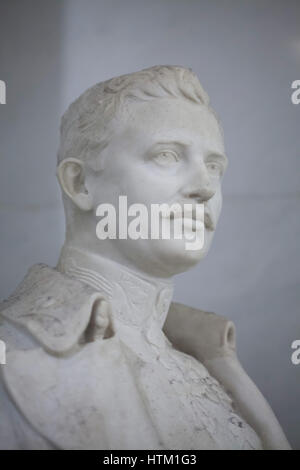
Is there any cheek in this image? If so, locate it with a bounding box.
[124,173,178,205]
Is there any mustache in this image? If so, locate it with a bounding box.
[162,201,216,231]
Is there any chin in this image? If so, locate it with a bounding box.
[114,230,215,278]
[145,232,214,277]
[166,241,210,271]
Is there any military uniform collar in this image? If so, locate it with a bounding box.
[57,245,174,333]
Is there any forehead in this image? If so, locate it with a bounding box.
[116,97,225,154]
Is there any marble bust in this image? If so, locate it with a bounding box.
[0,66,290,450]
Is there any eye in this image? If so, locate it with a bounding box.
[206,161,223,177]
[153,150,180,167]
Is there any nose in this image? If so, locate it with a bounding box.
[183,162,216,203]
[186,187,215,203]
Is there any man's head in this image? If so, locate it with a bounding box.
[57,65,228,278]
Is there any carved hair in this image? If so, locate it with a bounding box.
[57,65,211,170]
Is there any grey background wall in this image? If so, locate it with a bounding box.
[0,0,299,448]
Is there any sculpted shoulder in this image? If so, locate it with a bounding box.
[165,301,237,363]
[0,264,108,355]
[0,265,157,449]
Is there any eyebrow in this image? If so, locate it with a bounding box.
[153,140,192,149]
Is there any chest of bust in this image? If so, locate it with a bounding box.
[3,334,262,450]
[120,334,262,450]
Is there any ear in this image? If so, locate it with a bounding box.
[56,158,93,211]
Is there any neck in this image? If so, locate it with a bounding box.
[57,244,174,334]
